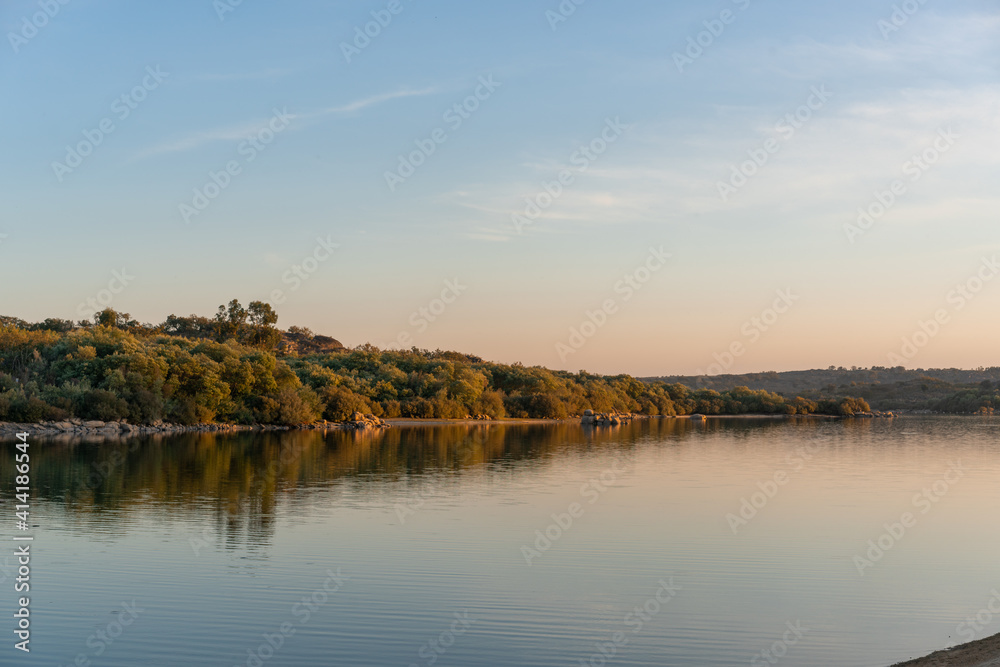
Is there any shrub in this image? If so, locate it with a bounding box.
[76,389,129,421]
[321,386,372,422]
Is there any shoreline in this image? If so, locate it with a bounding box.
[890,632,1000,666]
[0,411,889,438]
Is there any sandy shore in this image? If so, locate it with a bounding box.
[890,633,1000,666]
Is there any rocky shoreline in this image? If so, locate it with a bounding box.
[890,631,1000,666]
[0,409,912,439]
[579,409,897,426]
[0,412,391,438]
[581,409,640,426]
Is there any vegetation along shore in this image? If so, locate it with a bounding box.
[1,302,993,430]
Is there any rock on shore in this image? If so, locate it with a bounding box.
[0,415,392,438]
[581,409,636,426]
[0,418,263,437]
[343,412,390,430]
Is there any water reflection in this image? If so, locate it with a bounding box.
[2,416,997,667]
[0,417,833,548]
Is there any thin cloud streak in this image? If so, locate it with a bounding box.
[188,67,296,82]
[132,87,435,160]
[318,87,437,115]
[132,117,291,159]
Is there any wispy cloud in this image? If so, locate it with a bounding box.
[189,67,295,82]
[318,87,437,115]
[133,86,435,160]
[132,116,296,159]
[463,229,512,243]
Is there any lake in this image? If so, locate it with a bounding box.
[2,416,998,666]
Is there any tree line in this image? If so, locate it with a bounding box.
[0,303,875,425]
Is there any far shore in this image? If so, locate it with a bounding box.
[890,632,1000,666]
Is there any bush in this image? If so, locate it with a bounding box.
[321,386,372,422]
[473,390,506,419]
[7,394,61,422]
[401,397,435,418]
[129,388,164,424]
[380,400,402,418]
[274,386,321,425]
[528,394,570,419]
[76,389,129,421]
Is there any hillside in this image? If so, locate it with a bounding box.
[644,368,1000,413]
[0,304,874,426]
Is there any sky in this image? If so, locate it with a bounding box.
[1,0,998,376]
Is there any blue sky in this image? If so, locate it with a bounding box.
[1,0,998,375]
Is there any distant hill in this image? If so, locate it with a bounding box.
[642,367,1000,412]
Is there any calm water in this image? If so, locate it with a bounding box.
[1,417,998,666]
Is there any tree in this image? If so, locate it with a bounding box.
[94,308,137,330]
[287,325,314,338]
[245,301,280,349]
[214,299,247,341]
[162,314,214,337]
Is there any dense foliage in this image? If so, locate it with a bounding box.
[0,306,876,425]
